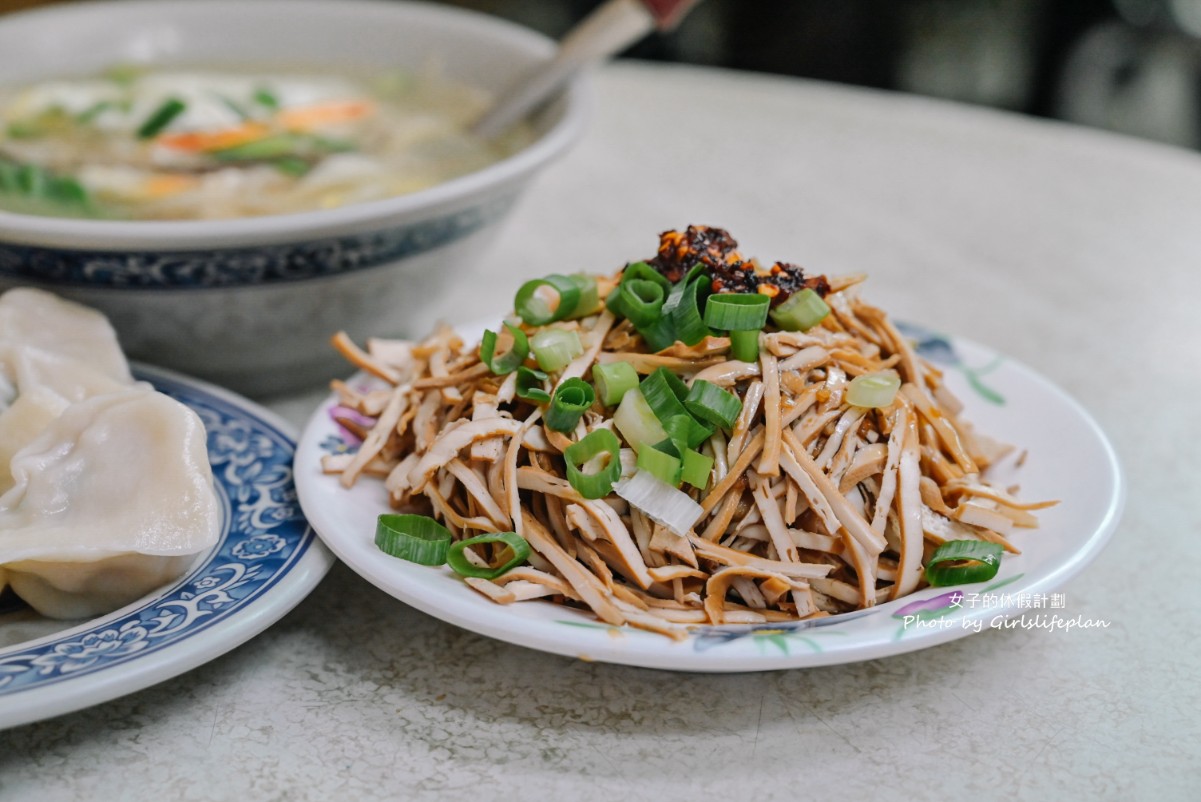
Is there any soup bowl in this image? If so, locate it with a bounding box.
[0,0,586,396]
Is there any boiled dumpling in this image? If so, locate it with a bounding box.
[0,288,135,496]
[0,287,131,386]
[0,384,70,495]
[0,385,222,619]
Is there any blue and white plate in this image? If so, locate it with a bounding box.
[0,365,334,729]
[296,324,1123,672]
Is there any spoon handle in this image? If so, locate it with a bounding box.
[472,0,701,140]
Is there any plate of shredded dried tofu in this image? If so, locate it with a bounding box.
[294,226,1123,672]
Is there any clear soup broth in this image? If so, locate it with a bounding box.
[0,64,530,220]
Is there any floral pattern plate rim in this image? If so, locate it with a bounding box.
[0,364,335,729]
[294,323,1123,672]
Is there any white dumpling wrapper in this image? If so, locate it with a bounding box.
[0,386,222,619]
[0,288,131,388]
[0,384,71,495]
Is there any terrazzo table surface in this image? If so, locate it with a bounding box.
[2,62,1198,801]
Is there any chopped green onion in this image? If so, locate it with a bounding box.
[612,278,666,327]
[375,514,452,565]
[636,444,682,486]
[531,328,583,373]
[606,261,671,314]
[636,315,678,353]
[770,288,830,331]
[925,540,1004,586]
[670,273,712,346]
[705,293,767,362]
[0,158,91,210]
[622,261,672,290]
[641,369,713,448]
[563,428,622,499]
[662,264,706,317]
[545,378,595,432]
[76,100,115,124]
[515,274,581,325]
[613,387,668,452]
[564,274,600,319]
[480,322,530,376]
[729,329,760,362]
[46,175,88,205]
[254,87,280,110]
[310,135,356,153]
[217,95,251,121]
[0,161,19,192]
[273,155,311,176]
[660,412,712,452]
[640,368,692,424]
[137,97,186,139]
[447,532,530,579]
[212,133,301,161]
[681,448,714,489]
[684,380,743,429]
[847,370,902,409]
[592,360,639,406]
[704,292,770,330]
[614,470,704,537]
[515,366,550,403]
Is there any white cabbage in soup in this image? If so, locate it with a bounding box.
[0,65,528,220]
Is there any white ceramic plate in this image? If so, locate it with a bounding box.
[0,365,335,728]
[295,323,1123,672]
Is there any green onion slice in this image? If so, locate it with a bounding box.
[670,273,712,346]
[770,288,830,332]
[564,273,600,319]
[545,377,595,432]
[925,540,1004,586]
[212,133,306,161]
[375,514,452,565]
[480,322,529,376]
[681,448,714,489]
[641,369,713,447]
[847,370,902,409]
[563,428,622,499]
[613,279,666,327]
[515,274,581,325]
[254,87,280,110]
[137,97,187,139]
[640,368,692,424]
[684,380,743,429]
[704,292,770,331]
[613,388,669,453]
[531,328,583,373]
[729,329,760,363]
[273,155,311,177]
[662,264,707,317]
[660,413,713,452]
[592,360,639,406]
[623,261,672,290]
[636,444,682,486]
[636,315,678,353]
[77,100,115,125]
[447,532,531,580]
[516,366,551,403]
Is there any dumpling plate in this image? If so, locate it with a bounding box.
[0,364,334,729]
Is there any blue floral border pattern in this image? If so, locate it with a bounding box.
[0,371,313,694]
[0,195,514,289]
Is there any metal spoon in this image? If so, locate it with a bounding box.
[472,0,702,140]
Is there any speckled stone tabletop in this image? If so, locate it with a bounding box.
[2,62,1198,801]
